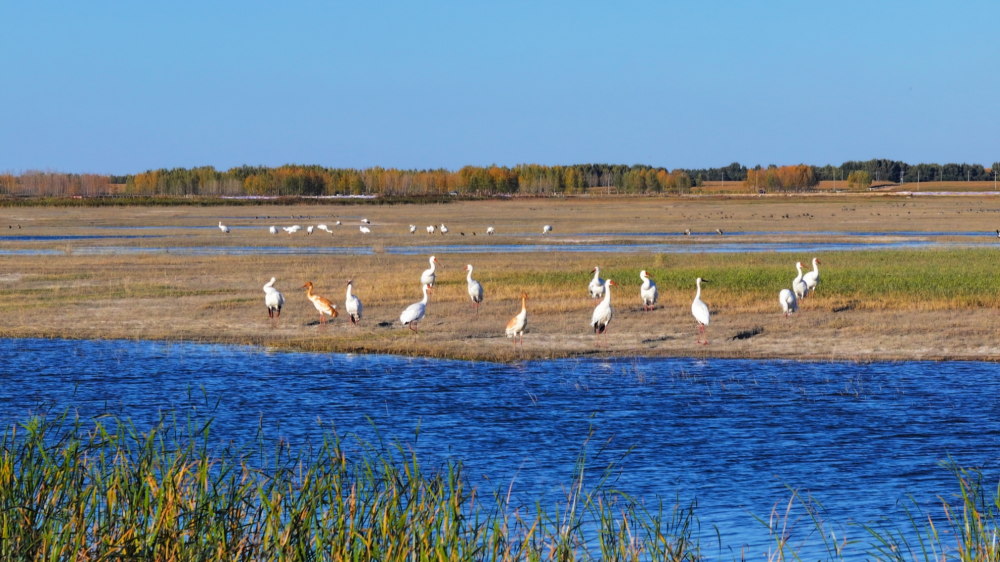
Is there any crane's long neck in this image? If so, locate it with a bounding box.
[306,286,314,299]
[794,265,803,282]
[421,286,430,304]
[520,296,527,314]
[593,268,601,282]
[640,274,650,289]
[811,261,819,274]
[695,281,702,300]
[265,278,275,289]
[347,284,353,298]
[603,283,612,303]
[429,260,436,273]
[466,268,474,283]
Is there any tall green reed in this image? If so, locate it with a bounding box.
[0,413,702,561]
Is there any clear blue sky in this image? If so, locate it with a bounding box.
[2,1,997,174]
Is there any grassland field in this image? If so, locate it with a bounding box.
[3,194,1000,361]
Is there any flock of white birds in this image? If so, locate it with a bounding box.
[227,219,822,348]
[218,219,548,237]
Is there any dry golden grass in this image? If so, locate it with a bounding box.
[3,196,1000,361]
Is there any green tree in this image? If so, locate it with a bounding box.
[847,170,872,191]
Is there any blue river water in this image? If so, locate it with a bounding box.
[2,338,999,556]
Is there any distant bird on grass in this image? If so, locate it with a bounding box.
[410,225,417,234]
[335,221,342,226]
[421,256,438,287]
[691,278,710,345]
[269,226,277,235]
[427,225,436,234]
[218,221,229,234]
[542,225,553,234]
[803,258,821,296]
[793,262,808,301]
[345,280,363,326]
[639,270,658,311]
[465,264,483,314]
[506,292,528,348]
[440,224,449,235]
[400,284,432,332]
[779,288,798,317]
[283,225,302,235]
[359,226,371,234]
[362,218,370,224]
[487,226,495,235]
[591,280,616,346]
[588,266,605,299]
[302,282,337,324]
[317,224,332,233]
[263,278,284,319]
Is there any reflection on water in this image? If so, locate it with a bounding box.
[2,338,998,554]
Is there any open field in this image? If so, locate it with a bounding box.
[3,196,1000,361]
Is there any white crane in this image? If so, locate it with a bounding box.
[317,224,332,233]
[427,225,436,234]
[506,292,528,348]
[409,225,417,234]
[283,225,302,235]
[588,266,606,298]
[361,218,370,224]
[803,258,821,297]
[269,226,278,235]
[335,221,342,226]
[420,256,438,287]
[486,226,495,235]
[302,282,337,324]
[218,221,230,234]
[263,277,284,319]
[359,226,371,234]
[400,284,432,332]
[639,270,658,311]
[345,280,363,326]
[779,288,798,317]
[465,264,483,314]
[793,262,808,301]
[306,226,315,235]
[542,225,553,234]
[691,278,710,345]
[590,280,616,346]
[440,224,449,235]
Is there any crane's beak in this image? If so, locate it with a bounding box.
[816,260,822,265]
[701,279,711,284]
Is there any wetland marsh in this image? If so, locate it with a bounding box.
[2,196,1000,361]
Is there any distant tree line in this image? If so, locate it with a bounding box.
[1,159,997,197]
